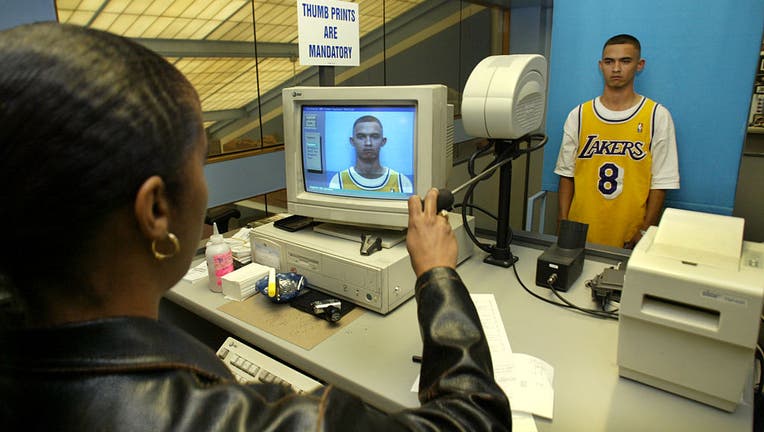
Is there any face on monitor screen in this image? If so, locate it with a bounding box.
[301,105,415,200]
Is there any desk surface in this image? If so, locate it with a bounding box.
[166,239,753,432]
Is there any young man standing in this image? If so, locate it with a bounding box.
[554,34,680,248]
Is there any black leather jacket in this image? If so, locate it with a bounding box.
[0,267,510,431]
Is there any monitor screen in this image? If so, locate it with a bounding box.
[282,85,452,229]
[300,105,415,201]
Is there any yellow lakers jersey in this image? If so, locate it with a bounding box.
[569,98,656,247]
[338,168,403,192]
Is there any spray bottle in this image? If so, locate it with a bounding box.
[206,222,233,293]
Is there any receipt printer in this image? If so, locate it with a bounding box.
[617,208,764,412]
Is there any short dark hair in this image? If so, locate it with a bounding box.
[603,34,641,56]
[352,115,383,135]
[0,23,202,308]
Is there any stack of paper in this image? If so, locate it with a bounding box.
[227,228,253,264]
[221,262,272,301]
[182,261,208,285]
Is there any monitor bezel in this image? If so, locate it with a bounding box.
[299,104,417,202]
[282,85,449,229]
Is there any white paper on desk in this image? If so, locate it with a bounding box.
[512,411,539,432]
[471,294,513,365]
[410,294,554,422]
[228,228,252,262]
[411,294,511,392]
[230,227,252,241]
[410,374,419,392]
[183,261,208,284]
[471,294,554,420]
[501,353,555,420]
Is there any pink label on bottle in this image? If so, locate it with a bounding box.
[212,252,233,286]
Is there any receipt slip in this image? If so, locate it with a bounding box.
[183,261,208,285]
[221,262,272,301]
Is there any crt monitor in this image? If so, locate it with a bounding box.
[282,85,453,229]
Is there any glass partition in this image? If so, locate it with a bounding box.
[55,0,509,228]
[56,0,499,161]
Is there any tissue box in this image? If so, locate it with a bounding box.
[221,262,272,301]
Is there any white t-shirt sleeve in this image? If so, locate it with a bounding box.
[400,173,413,194]
[329,172,341,189]
[554,106,581,178]
[650,105,680,190]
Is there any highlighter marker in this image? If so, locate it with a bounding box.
[267,267,276,298]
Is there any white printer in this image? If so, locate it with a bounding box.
[618,208,764,412]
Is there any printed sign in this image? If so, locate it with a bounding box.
[297,0,360,66]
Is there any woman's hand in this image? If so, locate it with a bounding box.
[406,188,458,278]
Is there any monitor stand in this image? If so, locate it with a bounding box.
[312,222,407,248]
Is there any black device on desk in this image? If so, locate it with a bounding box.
[535,220,588,291]
[588,266,625,308]
[291,289,355,323]
[274,215,314,232]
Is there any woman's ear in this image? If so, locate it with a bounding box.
[134,175,170,240]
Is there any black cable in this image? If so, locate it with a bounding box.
[460,145,521,254]
[545,279,619,320]
[457,132,617,321]
[460,137,532,254]
[382,1,387,86]
[468,142,495,177]
[465,142,494,218]
[522,133,548,154]
[457,135,549,259]
[586,278,621,312]
[510,264,619,321]
[756,344,764,395]
[460,143,506,253]
[453,203,497,221]
[461,179,494,254]
[511,264,574,309]
[249,1,265,150]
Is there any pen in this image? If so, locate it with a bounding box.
[412,355,422,364]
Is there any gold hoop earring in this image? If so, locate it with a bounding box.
[152,232,180,260]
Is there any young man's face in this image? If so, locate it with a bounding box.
[350,121,386,163]
[599,43,645,90]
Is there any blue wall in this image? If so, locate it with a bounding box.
[542,0,764,215]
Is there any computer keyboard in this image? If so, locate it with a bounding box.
[216,337,323,394]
